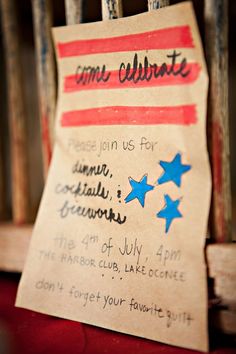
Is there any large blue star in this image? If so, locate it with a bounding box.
[157,153,191,187]
[125,174,154,207]
[157,194,182,233]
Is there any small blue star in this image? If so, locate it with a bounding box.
[125,174,154,208]
[157,194,182,233]
[157,153,191,187]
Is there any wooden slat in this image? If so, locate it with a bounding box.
[31,0,56,177]
[0,42,6,220]
[210,309,236,335]
[207,243,236,335]
[0,223,32,272]
[204,0,231,242]
[65,0,83,25]
[0,135,6,220]
[207,243,236,305]
[101,0,123,20]
[0,0,30,224]
[148,0,169,11]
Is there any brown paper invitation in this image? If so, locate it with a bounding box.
[16,2,211,351]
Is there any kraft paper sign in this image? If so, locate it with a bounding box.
[16,2,211,351]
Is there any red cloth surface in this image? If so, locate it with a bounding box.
[0,272,235,354]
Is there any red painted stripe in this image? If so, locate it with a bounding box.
[57,26,194,58]
[61,105,197,127]
[64,63,200,93]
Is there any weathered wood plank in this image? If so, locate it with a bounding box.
[0,134,6,220]
[0,223,32,272]
[0,0,30,224]
[148,0,169,11]
[101,0,123,20]
[210,309,236,335]
[31,0,56,177]
[65,0,83,25]
[204,0,231,242]
[207,243,236,335]
[207,243,236,305]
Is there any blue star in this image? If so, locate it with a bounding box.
[157,194,182,233]
[125,174,154,207]
[157,153,191,187]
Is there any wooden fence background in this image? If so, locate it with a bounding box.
[0,0,235,335]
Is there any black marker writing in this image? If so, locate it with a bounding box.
[58,200,127,225]
[75,64,110,86]
[119,51,190,84]
[55,181,109,200]
[72,161,110,178]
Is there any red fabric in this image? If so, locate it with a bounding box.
[0,272,235,354]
